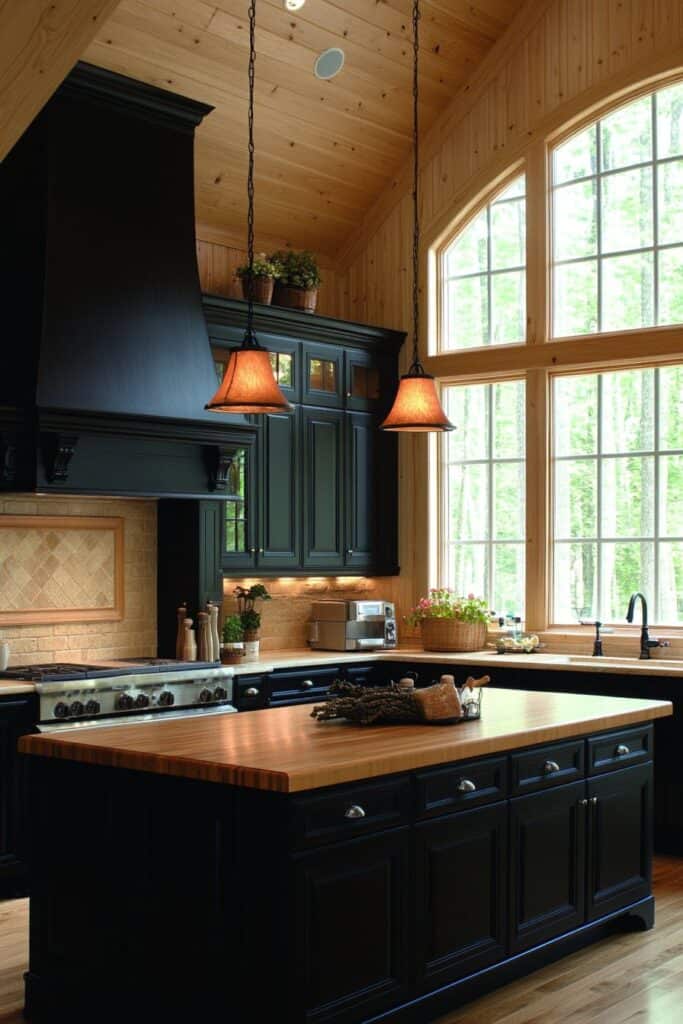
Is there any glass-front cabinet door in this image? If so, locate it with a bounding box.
[344,349,382,411]
[303,343,343,408]
[221,444,257,572]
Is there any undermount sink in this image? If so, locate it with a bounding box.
[564,654,683,667]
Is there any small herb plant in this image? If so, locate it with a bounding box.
[235,254,283,280]
[222,615,244,644]
[405,589,489,628]
[269,249,322,290]
[234,584,272,636]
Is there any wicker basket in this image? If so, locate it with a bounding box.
[241,276,274,305]
[420,618,487,653]
[273,283,318,313]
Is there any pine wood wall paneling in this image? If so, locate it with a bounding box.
[334,0,683,630]
[84,0,518,254]
[0,0,122,161]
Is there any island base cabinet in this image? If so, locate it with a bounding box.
[510,781,587,953]
[414,802,508,990]
[292,827,411,1024]
[588,764,652,921]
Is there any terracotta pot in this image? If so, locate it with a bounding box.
[220,643,245,665]
[420,619,487,653]
[240,275,275,305]
[273,283,318,313]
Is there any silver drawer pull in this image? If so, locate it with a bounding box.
[245,687,260,698]
[543,760,560,775]
[616,743,630,756]
[301,679,315,689]
[457,778,476,793]
[344,804,366,820]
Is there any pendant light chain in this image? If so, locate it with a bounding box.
[246,0,257,345]
[411,0,422,374]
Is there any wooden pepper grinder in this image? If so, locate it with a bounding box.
[176,604,187,661]
[182,618,197,662]
[197,612,210,662]
[208,602,220,662]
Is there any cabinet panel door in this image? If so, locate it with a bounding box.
[510,781,586,953]
[292,828,410,1022]
[587,763,652,921]
[303,408,344,569]
[415,802,508,990]
[221,443,258,572]
[259,407,300,570]
[345,411,376,570]
[0,697,36,889]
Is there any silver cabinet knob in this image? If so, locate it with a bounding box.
[543,760,560,775]
[590,796,598,805]
[301,679,314,689]
[579,798,589,807]
[249,547,256,554]
[344,805,366,820]
[616,744,630,756]
[346,549,354,555]
[245,687,260,697]
[457,778,476,793]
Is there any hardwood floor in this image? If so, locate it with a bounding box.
[0,859,681,1023]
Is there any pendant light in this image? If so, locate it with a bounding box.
[206,0,291,415]
[380,0,453,433]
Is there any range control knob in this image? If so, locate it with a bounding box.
[134,693,150,709]
[213,686,228,701]
[198,688,213,703]
[115,693,134,711]
[158,691,175,707]
[84,700,101,716]
[54,702,70,719]
[69,701,85,718]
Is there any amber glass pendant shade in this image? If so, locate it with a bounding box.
[380,367,454,432]
[206,341,292,414]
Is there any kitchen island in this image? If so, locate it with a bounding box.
[19,690,671,1024]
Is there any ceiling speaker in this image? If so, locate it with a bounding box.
[314,48,346,80]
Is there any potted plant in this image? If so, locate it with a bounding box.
[269,250,322,313]
[405,590,489,653]
[221,615,245,664]
[235,253,283,306]
[234,584,272,657]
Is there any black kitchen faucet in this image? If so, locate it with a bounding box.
[626,592,670,660]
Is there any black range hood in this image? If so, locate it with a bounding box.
[0,63,254,498]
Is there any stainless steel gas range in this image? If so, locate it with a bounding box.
[0,659,237,733]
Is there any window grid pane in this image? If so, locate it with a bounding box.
[441,176,526,351]
[552,86,683,336]
[442,381,526,617]
[552,366,683,624]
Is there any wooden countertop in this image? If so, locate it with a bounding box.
[237,647,683,678]
[0,680,36,696]
[19,689,672,793]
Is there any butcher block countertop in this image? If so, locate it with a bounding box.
[19,689,672,793]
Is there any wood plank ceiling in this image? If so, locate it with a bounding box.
[85,0,520,257]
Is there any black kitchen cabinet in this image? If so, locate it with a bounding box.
[587,763,652,921]
[415,801,508,989]
[509,780,587,952]
[201,296,402,580]
[0,694,37,896]
[259,406,301,571]
[303,407,345,570]
[292,828,411,1022]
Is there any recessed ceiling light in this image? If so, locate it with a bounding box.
[283,0,306,10]
[314,47,345,80]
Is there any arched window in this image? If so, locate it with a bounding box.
[433,75,683,629]
[552,81,683,337]
[440,175,526,350]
